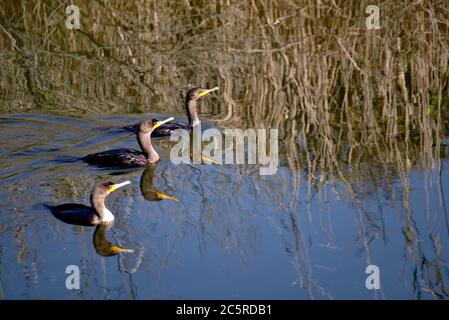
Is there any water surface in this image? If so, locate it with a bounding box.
[0,113,448,299]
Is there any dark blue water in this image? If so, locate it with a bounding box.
[0,114,448,299]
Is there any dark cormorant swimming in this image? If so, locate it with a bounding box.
[83,117,173,167]
[47,180,130,226]
[125,87,219,137]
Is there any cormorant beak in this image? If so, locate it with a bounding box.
[152,117,174,130]
[110,245,135,254]
[107,180,131,193]
[156,192,179,201]
[198,86,219,97]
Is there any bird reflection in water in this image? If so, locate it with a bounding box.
[93,222,134,257]
[140,167,178,202]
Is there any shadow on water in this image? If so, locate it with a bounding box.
[0,1,449,299]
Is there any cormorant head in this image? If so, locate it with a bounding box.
[140,117,174,134]
[92,181,131,199]
[186,86,219,101]
[139,120,155,134]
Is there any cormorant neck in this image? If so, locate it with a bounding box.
[140,168,155,199]
[91,195,114,222]
[137,131,159,163]
[186,99,200,128]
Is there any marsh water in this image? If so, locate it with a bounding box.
[1,1,449,299]
[1,116,449,300]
